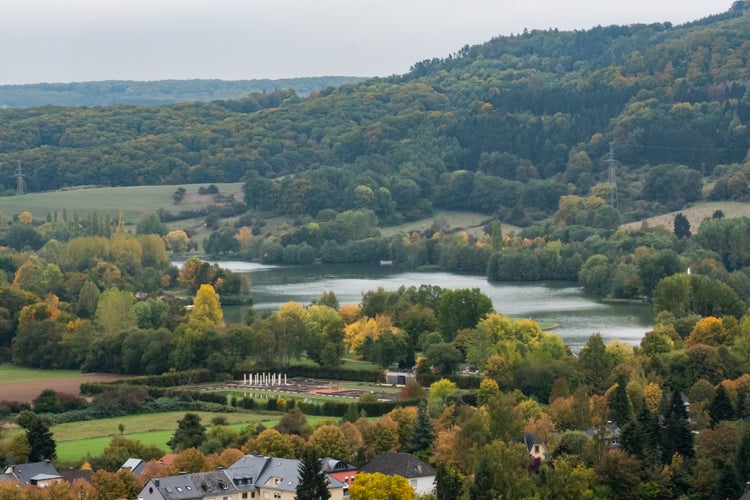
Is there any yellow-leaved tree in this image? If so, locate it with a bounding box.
[190,284,224,327]
[349,472,414,500]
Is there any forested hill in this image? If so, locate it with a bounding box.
[0,77,368,107]
[1,1,749,226]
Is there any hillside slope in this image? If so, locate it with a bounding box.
[0,2,748,226]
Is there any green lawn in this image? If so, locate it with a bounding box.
[0,365,83,384]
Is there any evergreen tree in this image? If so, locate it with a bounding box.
[18,411,56,462]
[637,406,663,466]
[716,464,742,500]
[296,448,330,500]
[408,400,435,453]
[469,458,495,500]
[608,375,631,426]
[620,418,644,459]
[167,413,206,452]
[436,465,465,500]
[663,389,694,461]
[341,404,359,424]
[673,213,691,239]
[708,383,735,427]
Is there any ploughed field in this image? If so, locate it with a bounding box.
[0,365,124,402]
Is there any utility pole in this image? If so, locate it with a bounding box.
[606,142,617,208]
[15,160,25,196]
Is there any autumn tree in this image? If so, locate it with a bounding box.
[349,472,413,500]
[172,447,210,473]
[308,425,350,460]
[190,283,224,327]
[92,469,142,500]
[165,229,190,254]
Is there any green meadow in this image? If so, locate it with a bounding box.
[0,182,244,224]
[52,413,340,463]
[51,411,280,463]
[0,365,83,384]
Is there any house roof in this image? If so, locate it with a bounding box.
[522,433,545,453]
[229,455,346,492]
[121,458,147,476]
[4,461,61,485]
[361,452,436,479]
[159,453,178,466]
[190,470,238,496]
[145,474,201,500]
[320,457,357,473]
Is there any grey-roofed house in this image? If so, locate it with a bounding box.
[361,452,436,495]
[523,432,548,462]
[138,455,348,500]
[138,473,202,500]
[229,455,348,500]
[121,458,148,476]
[3,461,63,488]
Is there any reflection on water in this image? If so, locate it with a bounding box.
[188,261,653,351]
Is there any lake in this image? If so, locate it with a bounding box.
[180,261,653,351]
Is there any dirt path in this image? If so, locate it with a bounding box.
[0,374,125,402]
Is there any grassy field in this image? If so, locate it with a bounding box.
[0,182,244,225]
[51,411,281,462]
[0,365,84,384]
[621,201,750,233]
[51,411,267,442]
[53,413,339,462]
[380,210,518,239]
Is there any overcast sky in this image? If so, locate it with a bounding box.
[0,0,733,85]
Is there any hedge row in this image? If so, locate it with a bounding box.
[231,395,419,417]
[80,369,228,395]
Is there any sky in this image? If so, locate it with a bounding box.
[0,0,734,85]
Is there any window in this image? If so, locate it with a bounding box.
[242,494,248,499]
[534,445,540,453]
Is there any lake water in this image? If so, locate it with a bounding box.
[181,261,653,351]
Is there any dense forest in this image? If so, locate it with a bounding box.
[0,77,368,107]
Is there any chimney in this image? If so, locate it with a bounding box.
[154,479,160,487]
